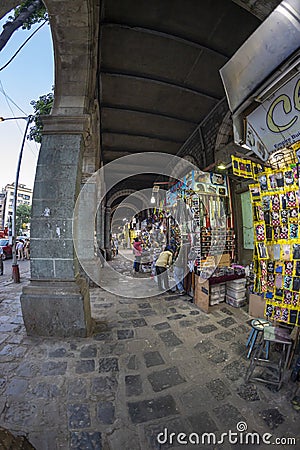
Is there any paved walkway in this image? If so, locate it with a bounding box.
[0,256,299,449]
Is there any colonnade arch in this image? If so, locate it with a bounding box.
[0,0,276,337]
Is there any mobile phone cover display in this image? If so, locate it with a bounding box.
[250,163,300,326]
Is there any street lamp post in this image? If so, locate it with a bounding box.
[0,115,32,282]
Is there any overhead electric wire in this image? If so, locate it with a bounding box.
[0,20,47,72]
[0,80,38,158]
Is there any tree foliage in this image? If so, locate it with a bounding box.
[28,91,54,143]
[8,0,47,29]
[0,0,47,52]
[16,204,31,234]
[0,1,53,143]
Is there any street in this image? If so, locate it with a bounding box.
[0,258,30,286]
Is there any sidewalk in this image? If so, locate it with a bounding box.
[0,256,299,449]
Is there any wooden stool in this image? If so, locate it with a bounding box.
[246,326,292,390]
[246,318,271,359]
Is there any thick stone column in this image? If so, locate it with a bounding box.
[20,115,94,337]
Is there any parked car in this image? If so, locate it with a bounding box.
[0,238,12,259]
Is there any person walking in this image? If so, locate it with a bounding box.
[114,238,119,255]
[155,245,173,291]
[16,240,24,260]
[133,237,143,273]
[24,239,30,260]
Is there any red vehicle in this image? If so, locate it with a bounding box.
[0,227,8,238]
[0,238,12,259]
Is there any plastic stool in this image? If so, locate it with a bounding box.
[246,318,271,359]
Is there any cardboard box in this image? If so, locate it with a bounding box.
[215,254,231,267]
[248,293,266,318]
[194,277,210,313]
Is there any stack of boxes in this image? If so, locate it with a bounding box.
[210,283,226,306]
[225,278,247,307]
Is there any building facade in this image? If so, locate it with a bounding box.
[0,183,32,233]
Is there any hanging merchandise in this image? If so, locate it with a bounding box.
[249,162,300,326]
[231,155,265,179]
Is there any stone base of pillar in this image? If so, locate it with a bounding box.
[105,248,112,261]
[20,277,94,337]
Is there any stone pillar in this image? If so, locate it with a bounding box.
[104,206,112,260]
[20,115,94,337]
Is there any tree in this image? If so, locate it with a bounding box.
[28,91,54,143]
[0,0,47,52]
[0,1,52,142]
[16,204,31,235]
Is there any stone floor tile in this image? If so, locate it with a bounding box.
[222,360,247,381]
[194,339,217,354]
[144,351,165,368]
[237,383,260,401]
[159,330,183,347]
[67,379,87,400]
[188,411,219,433]
[206,378,231,401]
[215,330,235,341]
[5,378,29,397]
[217,317,237,328]
[41,361,67,376]
[148,367,186,392]
[138,302,151,309]
[67,404,91,429]
[117,329,134,340]
[75,359,95,374]
[91,376,118,399]
[127,354,139,370]
[260,408,285,430]
[125,374,143,396]
[179,385,216,411]
[213,403,246,428]
[152,322,170,331]
[98,357,119,373]
[127,395,179,424]
[138,309,157,317]
[70,431,102,450]
[131,318,147,327]
[80,344,97,358]
[97,401,115,424]
[197,324,218,334]
[167,313,187,320]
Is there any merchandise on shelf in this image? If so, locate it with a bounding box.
[249,162,300,326]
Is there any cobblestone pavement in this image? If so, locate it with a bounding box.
[0,256,299,449]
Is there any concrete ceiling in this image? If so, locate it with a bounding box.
[99,0,262,165]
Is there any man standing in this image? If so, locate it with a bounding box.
[16,240,24,260]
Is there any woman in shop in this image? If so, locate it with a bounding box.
[133,237,143,273]
[155,245,174,291]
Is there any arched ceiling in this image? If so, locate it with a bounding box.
[99,0,263,165]
[0,0,281,199]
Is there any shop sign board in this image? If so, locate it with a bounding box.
[245,74,300,161]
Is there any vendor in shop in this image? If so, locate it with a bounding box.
[155,245,174,292]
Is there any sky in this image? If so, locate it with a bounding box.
[0,10,54,191]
